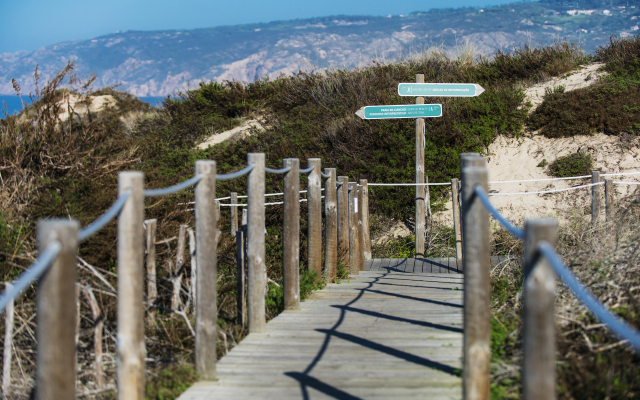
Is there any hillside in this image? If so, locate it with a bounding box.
[1,0,639,96]
[1,35,640,399]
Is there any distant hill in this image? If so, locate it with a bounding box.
[1,0,637,96]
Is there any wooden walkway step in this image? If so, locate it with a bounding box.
[366,256,516,274]
[178,268,464,400]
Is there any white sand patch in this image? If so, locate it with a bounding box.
[524,63,607,112]
[432,133,640,226]
[57,94,117,121]
[197,117,267,149]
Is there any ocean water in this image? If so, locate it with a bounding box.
[0,94,165,118]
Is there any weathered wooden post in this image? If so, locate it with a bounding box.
[523,219,557,400]
[194,160,217,380]
[337,176,349,261]
[605,178,614,224]
[592,170,601,225]
[415,74,426,258]
[452,178,463,259]
[324,168,338,281]
[144,219,157,325]
[116,171,145,400]
[460,152,482,255]
[2,283,14,399]
[187,228,197,312]
[36,220,79,400]
[230,192,238,234]
[172,224,188,310]
[82,286,104,389]
[360,179,372,261]
[357,184,366,271]
[425,175,432,221]
[236,229,245,326]
[348,182,358,275]
[460,157,490,400]
[248,153,266,333]
[307,159,322,278]
[283,158,300,310]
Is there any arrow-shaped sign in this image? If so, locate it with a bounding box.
[355,104,442,120]
[398,83,485,97]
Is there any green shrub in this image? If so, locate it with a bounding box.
[548,153,593,177]
[145,364,198,400]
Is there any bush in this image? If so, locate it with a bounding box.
[145,364,198,400]
[548,153,593,177]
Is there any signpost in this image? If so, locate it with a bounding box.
[355,104,442,120]
[398,83,485,97]
[354,78,484,259]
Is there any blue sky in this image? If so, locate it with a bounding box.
[0,0,522,54]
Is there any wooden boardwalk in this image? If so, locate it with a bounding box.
[178,258,464,400]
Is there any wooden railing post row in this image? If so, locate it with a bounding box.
[523,219,557,400]
[360,179,372,260]
[460,156,491,400]
[247,153,266,333]
[230,192,238,234]
[592,170,601,224]
[357,183,366,271]
[116,171,146,400]
[415,73,426,258]
[348,182,358,275]
[337,176,349,262]
[144,219,157,326]
[307,159,322,278]
[194,160,218,380]
[283,158,300,310]
[324,168,338,281]
[451,178,463,260]
[605,178,614,224]
[36,219,79,400]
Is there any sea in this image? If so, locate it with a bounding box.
[0,94,166,119]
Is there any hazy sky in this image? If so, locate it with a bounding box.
[0,0,521,54]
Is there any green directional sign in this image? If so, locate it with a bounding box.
[398,83,484,97]
[355,104,442,120]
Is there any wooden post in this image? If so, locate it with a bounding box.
[425,175,432,220]
[357,184,366,271]
[415,74,426,258]
[236,230,245,326]
[82,286,104,389]
[460,158,491,400]
[2,283,14,399]
[230,192,238,235]
[194,160,217,380]
[459,152,482,248]
[116,171,145,400]
[360,179,372,260]
[523,219,557,400]
[36,219,79,400]
[283,158,300,310]
[337,176,349,262]
[144,219,157,325]
[172,224,187,310]
[348,182,358,275]
[592,170,601,225]
[307,159,322,278]
[452,178,463,259]
[187,228,197,312]
[75,285,81,346]
[605,178,613,224]
[324,169,338,281]
[247,153,266,333]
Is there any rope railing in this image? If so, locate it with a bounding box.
[216,164,255,180]
[143,175,202,197]
[265,166,292,174]
[489,182,604,196]
[299,165,315,174]
[0,242,61,311]
[78,190,131,241]
[474,184,640,352]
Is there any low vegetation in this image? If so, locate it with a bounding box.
[548,152,593,177]
[0,35,639,398]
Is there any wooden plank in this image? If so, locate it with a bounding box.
[178,264,464,400]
